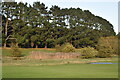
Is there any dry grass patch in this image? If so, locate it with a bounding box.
[27,51,81,59]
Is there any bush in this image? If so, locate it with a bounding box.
[11,48,22,57]
[55,45,61,52]
[55,43,76,53]
[79,47,98,59]
[11,43,22,58]
[96,37,117,58]
[96,46,113,58]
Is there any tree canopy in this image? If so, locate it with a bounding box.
[2,1,116,48]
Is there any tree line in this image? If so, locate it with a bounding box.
[1,1,116,48]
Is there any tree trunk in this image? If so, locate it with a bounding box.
[31,42,34,48]
[44,43,47,48]
[4,43,6,48]
[36,45,38,48]
[4,18,8,48]
[5,18,8,36]
[16,43,18,47]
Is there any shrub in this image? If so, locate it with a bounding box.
[96,46,113,58]
[11,48,22,57]
[96,37,117,58]
[79,47,98,59]
[55,45,61,52]
[56,43,76,53]
[10,43,22,58]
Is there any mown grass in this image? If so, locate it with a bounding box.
[2,64,118,78]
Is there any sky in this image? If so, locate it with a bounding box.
[13,0,119,34]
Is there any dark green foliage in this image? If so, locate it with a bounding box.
[79,47,98,59]
[46,39,55,48]
[2,1,116,48]
[56,43,76,53]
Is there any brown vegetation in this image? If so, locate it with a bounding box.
[27,51,80,59]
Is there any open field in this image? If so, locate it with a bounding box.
[2,64,118,78]
[2,48,118,78]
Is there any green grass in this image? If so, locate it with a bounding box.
[2,64,118,78]
[2,48,56,56]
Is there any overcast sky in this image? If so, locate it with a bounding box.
[14,0,119,34]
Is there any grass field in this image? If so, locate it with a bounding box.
[2,64,118,78]
[2,48,118,78]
